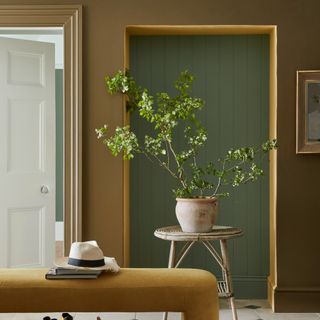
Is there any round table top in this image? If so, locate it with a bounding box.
[154,225,243,241]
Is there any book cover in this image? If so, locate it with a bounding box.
[45,268,102,280]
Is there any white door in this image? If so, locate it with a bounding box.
[0,37,55,268]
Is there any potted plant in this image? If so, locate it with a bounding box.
[96,70,277,233]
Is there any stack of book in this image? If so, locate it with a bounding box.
[45,267,102,280]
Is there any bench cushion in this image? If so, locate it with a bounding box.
[0,268,218,320]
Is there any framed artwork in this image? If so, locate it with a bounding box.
[296,70,320,153]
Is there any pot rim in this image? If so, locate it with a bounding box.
[176,196,218,203]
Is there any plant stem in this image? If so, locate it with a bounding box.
[212,159,226,197]
[165,141,170,168]
[167,140,183,178]
[224,160,246,173]
[141,150,155,164]
[192,151,197,167]
[151,153,181,181]
[167,140,179,168]
[166,140,188,189]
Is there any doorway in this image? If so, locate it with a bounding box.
[129,34,270,298]
[0,5,82,266]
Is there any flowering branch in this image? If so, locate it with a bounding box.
[96,70,278,198]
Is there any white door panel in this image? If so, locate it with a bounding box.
[8,51,45,86]
[7,99,45,173]
[0,37,55,268]
[7,206,46,268]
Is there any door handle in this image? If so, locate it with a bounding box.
[41,185,49,194]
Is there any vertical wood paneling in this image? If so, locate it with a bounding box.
[247,36,260,276]
[260,35,270,277]
[130,35,269,298]
[233,36,249,276]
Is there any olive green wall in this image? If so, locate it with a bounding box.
[2,0,320,311]
[130,35,269,298]
[56,69,63,222]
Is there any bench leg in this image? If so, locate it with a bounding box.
[162,240,177,320]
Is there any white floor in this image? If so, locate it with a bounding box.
[0,300,319,320]
[219,300,320,320]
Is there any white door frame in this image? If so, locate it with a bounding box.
[0,5,82,254]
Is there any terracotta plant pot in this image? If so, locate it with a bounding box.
[175,197,218,233]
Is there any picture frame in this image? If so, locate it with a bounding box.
[296,70,320,153]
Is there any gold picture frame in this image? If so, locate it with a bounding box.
[296,70,320,153]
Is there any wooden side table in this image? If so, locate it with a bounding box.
[154,225,244,320]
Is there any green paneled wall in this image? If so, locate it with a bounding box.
[129,35,269,298]
[56,69,63,222]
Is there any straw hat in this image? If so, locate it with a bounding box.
[54,240,120,272]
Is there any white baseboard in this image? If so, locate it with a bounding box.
[55,221,64,241]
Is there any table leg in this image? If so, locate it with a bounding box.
[220,239,238,320]
[168,240,176,268]
[163,241,176,320]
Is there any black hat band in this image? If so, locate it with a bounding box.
[68,257,105,267]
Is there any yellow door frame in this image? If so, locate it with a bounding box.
[123,25,277,309]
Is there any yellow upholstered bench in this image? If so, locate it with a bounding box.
[0,268,219,320]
